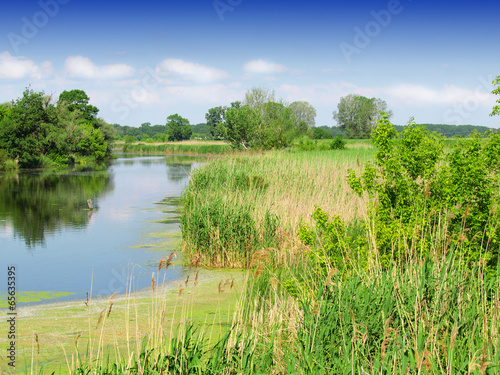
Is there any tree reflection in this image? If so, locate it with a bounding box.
[0,170,113,247]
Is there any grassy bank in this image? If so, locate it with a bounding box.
[181,142,374,268]
[116,140,232,155]
[0,267,245,374]
[178,135,500,373]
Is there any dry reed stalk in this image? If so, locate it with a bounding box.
[174,281,184,296]
[218,280,225,294]
[96,307,106,329]
[254,264,263,278]
[194,271,199,286]
[34,332,40,355]
[75,332,82,347]
[152,272,155,292]
[107,302,114,318]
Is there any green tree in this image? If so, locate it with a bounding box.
[289,101,316,126]
[166,114,192,141]
[58,89,99,123]
[205,106,226,139]
[243,87,281,115]
[258,102,296,149]
[491,75,500,117]
[0,88,112,167]
[220,105,261,149]
[205,102,242,139]
[0,88,56,167]
[333,94,392,138]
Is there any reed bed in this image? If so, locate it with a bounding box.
[120,141,232,155]
[181,146,374,268]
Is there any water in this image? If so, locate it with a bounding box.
[0,155,202,306]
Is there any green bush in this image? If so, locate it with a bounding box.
[329,134,346,150]
[347,114,500,269]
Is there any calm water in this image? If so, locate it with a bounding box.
[0,155,202,305]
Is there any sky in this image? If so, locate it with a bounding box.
[1,0,499,128]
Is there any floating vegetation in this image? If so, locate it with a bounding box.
[0,291,75,307]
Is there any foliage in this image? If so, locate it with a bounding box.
[347,114,500,269]
[491,75,500,117]
[329,134,346,150]
[393,123,496,137]
[289,101,317,135]
[333,94,392,138]
[58,89,99,123]
[113,123,166,141]
[0,88,112,168]
[243,86,278,114]
[258,102,296,149]
[166,114,192,141]
[205,105,227,139]
[218,105,261,149]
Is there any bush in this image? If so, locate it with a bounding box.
[348,114,500,270]
[329,135,346,150]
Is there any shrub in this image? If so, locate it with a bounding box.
[347,114,500,270]
[329,134,346,150]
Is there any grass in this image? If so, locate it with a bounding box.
[0,266,245,374]
[116,140,232,155]
[9,137,500,373]
[181,144,375,268]
[177,139,500,374]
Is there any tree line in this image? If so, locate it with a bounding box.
[0,88,114,169]
[2,80,498,169]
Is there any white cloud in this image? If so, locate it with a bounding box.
[155,59,229,83]
[64,55,135,80]
[243,59,290,74]
[362,83,495,108]
[0,51,52,80]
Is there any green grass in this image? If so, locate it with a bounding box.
[117,140,232,155]
[14,137,500,374]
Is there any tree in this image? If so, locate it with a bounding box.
[491,75,500,117]
[166,114,192,141]
[205,102,242,139]
[289,101,317,128]
[0,88,56,167]
[58,89,99,123]
[258,102,296,149]
[0,88,112,167]
[205,106,226,139]
[220,106,261,149]
[243,87,279,115]
[333,94,392,138]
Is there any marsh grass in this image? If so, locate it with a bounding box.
[181,147,374,268]
[119,141,231,155]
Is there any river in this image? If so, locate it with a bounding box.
[0,154,203,306]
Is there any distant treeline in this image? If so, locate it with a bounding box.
[393,123,496,137]
[113,122,497,142]
[113,123,211,141]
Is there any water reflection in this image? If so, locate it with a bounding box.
[0,171,113,247]
[0,155,208,304]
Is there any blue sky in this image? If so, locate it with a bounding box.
[1,0,499,128]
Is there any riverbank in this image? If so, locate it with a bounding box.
[0,267,245,374]
[116,140,232,155]
[178,135,500,373]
